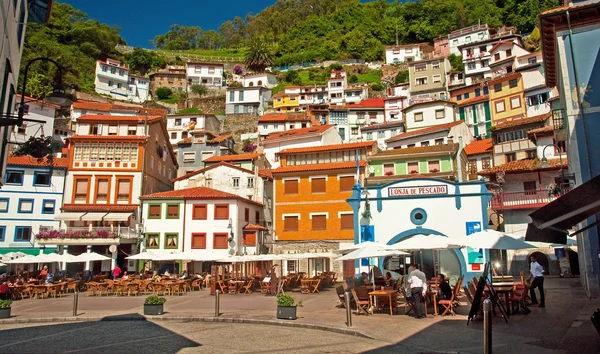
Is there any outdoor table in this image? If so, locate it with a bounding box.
[488,282,514,309]
[95,282,109,296]
[368,289,398,316]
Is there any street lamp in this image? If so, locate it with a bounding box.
[539,143,566,188]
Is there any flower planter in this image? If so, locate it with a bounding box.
[144,304,163,315]
[0,308,11,319]
[277,305,297,320]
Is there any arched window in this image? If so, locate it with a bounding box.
[249,82,254,87]
[257,80,263,86]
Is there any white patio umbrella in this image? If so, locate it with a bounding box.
[126,251,159,260]
[4,254,40,264]
[336,242,409,261]
[460,230,536,250]
[0,263,6,267]
[75,252,112,262]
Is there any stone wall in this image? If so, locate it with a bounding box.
[221,114,260,152]
[275,240,345,275]
[188,96,226,115]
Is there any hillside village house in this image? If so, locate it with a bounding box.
[185,62,224,88]
[446,24,491,56]
[272,141,376,277]
[489,72,527,124]
[360,121,405,149]
[48,113,178,274]
[487,41,530,78]
[383,96,407,122]
[450,82,492,139]
[433,35,450,57]
[344,84,369,104]
[328,70,348,105]
[408,57,451,101]
[166,113,221,148]
[384,43,425,64]
[0,157,68,255]
[243,72,278,89]
[94,58,150,103]
[70,100,167,122]
[402,100,457,132]
[513,51,556,118]
[225,85,272,116]
[464,138,493,181]
[140,187,267,271]
[299,85,328,105]
[272,88,301,112]
[386,120,472,151]
[257,113,311,137]
[260,125,342,168]
[460,34,523,85]
[448,71,465,89]
[344,98,386,143]
[149,65,187,93]
[176,132,234,177]
[10,95,58,150]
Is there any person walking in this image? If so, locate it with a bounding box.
[529,255,545,307]
[408,264,427,319]
[112,264,121,280]
[270,264,279,296]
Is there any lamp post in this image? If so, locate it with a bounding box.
[539,143,566,189]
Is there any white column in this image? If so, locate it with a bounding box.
[62,245,69,274]
[111,248,117,270]
[85,245,92,271]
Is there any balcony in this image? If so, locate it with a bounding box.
[490,188,571,210]
[35,227,138,245]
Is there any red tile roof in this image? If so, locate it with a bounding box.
[487,72,521,85]
[258,169,273,179]
[464,138,493,156]
[360,121,405,132]
[207,134,232,143]
[204,153,261,163]
[176,137,192,145]
[77,114,162,123]
[493,113,550,131]
[140,186,263,206]
[456,95,489,107]
[16,94,60,109]
[262,125,334,143]
[386,121,463,143]
[401,100,456,112]
[278,141,376,155]
[527,126,554,136]
[258,113,310,123]
[69,135,149,142]
[72,101,113,112]
[372,144,458,157]
[7,156,68,168]
[61,204,138,212]
[172,161,255,182]
[479,158,567,176]
[348,98,384,109]
[489,56,516,68]
[272,161,366,174]
[243,223,268,231]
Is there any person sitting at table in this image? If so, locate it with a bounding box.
[15,274,25,286]
[151,271,161,282]
[83,270,92,283]
[179,270,188,280]
[437,274,452,300]
[0,282,8,300]
[384,272,395,287]
[39,266,48,280]
[355,272,369,287]
[122,271,130,280]
[164,269,172,278]
[45,273,54,284]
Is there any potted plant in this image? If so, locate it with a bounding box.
[429,168,439,173]
[144,295,166,315]
[548,183,563,197]
[0,300,12,319]
[276,294,302,320]
[410,170,418,174]
[385,171,394,176]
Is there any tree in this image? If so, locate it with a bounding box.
[284,70,298,82]
[371,83,384,91]
[155,87,173,100]
[395,71,409,84]
[244,38,274,72]
[153,24,203,50]
[126,47,166,75]
[190,84,208,96]
[448,54,464,71]
[24,72,53,99]
[349,75,358,83]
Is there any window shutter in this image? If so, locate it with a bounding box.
[215,205,229,219]
[244,208,249,222]
[193,205,207,220]
[311,178,326,193]
[97,179,108,201]
[255,210,260,223]
[243,232,256,246]
[284,216,299,231]
[76,180,87,194]
[192,233,206,249]
[428,160,440,171]
[117,180,130,200]
[340,214,354,229]
[311,215,327,230]
[213,233,228,249]
[149,205,161,218]
[284,180,298,194]
[339,176,355,191]
[167,205,179,218]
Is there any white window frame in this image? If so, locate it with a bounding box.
[183,152,196,163]
[309,212,329,219]
[432,75,441,83]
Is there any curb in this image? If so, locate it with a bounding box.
[0,315,374,339]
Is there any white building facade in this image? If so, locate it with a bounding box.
[384,44,423,64]
[186,62,224,88]
[226,86,272,116]
[94,59,149,103]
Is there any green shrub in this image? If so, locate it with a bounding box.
[329,63,343,71]
[371,83,384,91]
[145,295,166,305]
[155,87,173,100]
[349,75,358,83]
[0,300,13,308]
[277,294,303,307]
[284,70,298,83]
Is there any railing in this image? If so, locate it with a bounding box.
[36,227,138,240]
[490,188,570,210]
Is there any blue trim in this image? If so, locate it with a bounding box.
[6,164,66,171]
[0,218,57,222]
[41,199,55,214]
[410,208,427,225]
[4,169,24,186]
[0,190,63,195]
[17,198,34,213]
[376,184,383,212]
[454,185,462,209]
[14,226,33,242]
[33,171,51,187]
[0,198,8,213]
[0,226,5,242]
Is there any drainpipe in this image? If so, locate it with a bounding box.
[138,113,148,226]
[456,136,464,182]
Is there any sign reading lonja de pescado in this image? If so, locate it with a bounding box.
[388,185,448,197]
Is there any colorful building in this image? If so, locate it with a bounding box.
[272,88,301,112]
[464,138,493,181]
[488,72,526,124]
[257,113,311,137]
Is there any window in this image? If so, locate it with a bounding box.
[506,49,512,57]
[383,163,394,175]
[0,226,4,241]
[145,233,159,248]
[311,177,326,193]
[214,204,229,220]
[494,83,502,92]
[17,199,33,213]
[339,176,355,192]
[505,153,517,163]
[183,152,195,163]
[116,179,131,202]
[191,233,206,249]
[482,158,492,169]
[453,39,458,45]
[214,233,229,249]
[435,138,444,145]
[494,53,500,61]
[192,204,207,220]
[482,59,490,67]
[16,124,26,134]
[243,207,250,222]
[148,204,161,219]
[312,214,327,230]
[528,57,537,64]
[128,126,137,135]
[243,232,256,246]
[524,181,537,195]
[415,64,426,72]
[435,110,445,119]
[475,88,481,97]
[108,80,114,87]
[432,75,441,83]
[468,63,476,70]
[509,79,518,88]
[432,61,440,69]
[238,91,244,101]
[232,177,240,188]
[41,200,55,214]
[526,150,537,159]
[229,91,235,102]
[171,132,177,139]
[378,131,385,139]
[421,141,430,147]
[340,214,353,230]
[15,226,32,242]
[465,36,471,43]
[415,77,427,85]
[407,161,419,174]
[96,178,109,202]
[457,94,462,101]
[5,170,23,185]
[428,160,440,172]
[74,178,89,201]
[464,93,470,99]
[351,127,359,135]
[414,112,424,122]
[483,86,489,95]
[31,172,51,186]
[108,125,118,135]
[510,96,521,109]
[255,210,260,224]
[117,83,122,89]
[165,233,178,249]
[283,216,299,231]
[167,204,179,219]
[366,132,373,140]
[0,199,8,212]
[284,179,298,194]
[495,100,506,113]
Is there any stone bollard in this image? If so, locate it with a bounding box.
[344,290,352,327]
[215,290,220,317]
[483,298,492,354]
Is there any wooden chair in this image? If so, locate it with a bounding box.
[113,283,128,296]
[510,284,530,315]
[127,283,139,296]
[216,281,228,294]
[86,282,99,296]
[66,281,79,294]
[191,279,203,291]
[46,285,59,298]
[241,279,253,294]
[277,278,287,295]
[336,285,347,308]
[259,281,271,294]
[311,278,321,293]
[171,282,185,296]
[184,279,193,292]
[438,278,462,316]
[399,287,417,315]
[351,289,371,315]
[138,280,152,295]
[151,283,167,296]
[300,280,311,294]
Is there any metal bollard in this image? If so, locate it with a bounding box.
[73,291,79,317]
[483,298,492,354]
[215,290,220,317]
[344,290,352,327]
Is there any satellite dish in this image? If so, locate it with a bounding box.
[368,166,375,174]
[109,245,117,253]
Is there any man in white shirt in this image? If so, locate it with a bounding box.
[529,255,545,307]
[408,264,427,319]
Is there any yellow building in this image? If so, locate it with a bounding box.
[272,88,301,112]
[488,72,526,124]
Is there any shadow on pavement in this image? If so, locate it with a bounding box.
[0,313,201,354]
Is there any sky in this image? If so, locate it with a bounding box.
[59,0,278,48]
